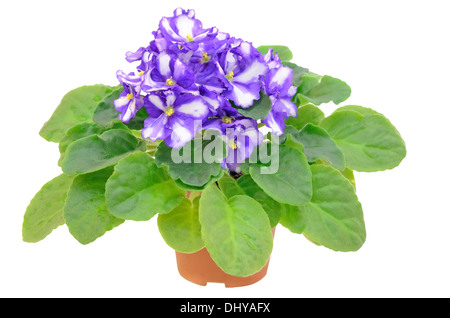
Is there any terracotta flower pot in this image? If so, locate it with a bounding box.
[175,228,276,287]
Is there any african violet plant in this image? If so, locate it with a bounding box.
[23,8,406,278]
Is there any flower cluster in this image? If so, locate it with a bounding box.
[114,8,297,170]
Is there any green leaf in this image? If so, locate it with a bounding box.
[173,171,224,191]
[297,73,321,95]
[333,105,381,117]
[319,109,406,171]
[22,174,74,243]
[105,152,185,221]
[237,175,281,228]
[92,85,123,126]
[58,122,103,166]
[286,104,325,130]
[282,62,309,86]
[301,165,366,251]
[59,122,103,155]
[155,135,225,189]
[297,74,351,106]
[127,107,151,131]
[217,174,245,199]
[279,204,307,234]
[218,174,282,228]
[39,85,113,143]
[58,121,129,166]
[249,144,312,205]
[287,123,345,170]
[64,168,124,245]
[61,129,146,175]
[199,185,273,277]
[257,45,293,62]
[340,168,356,188]
[157,197,204,253]
[232,93,272,120]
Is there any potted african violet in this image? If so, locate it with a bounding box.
[22,8,406,287]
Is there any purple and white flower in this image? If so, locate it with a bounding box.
[196,61,227,94]
[159,8,218,47]
[221,119,263,171]
[203,100,243,132]
[262,65,298,136]
[263,47,281,70]
[114,7,300,171]
[216,41,268,108]
[142,91,210,149]
[113,84,145,124]
[142,52,197,93]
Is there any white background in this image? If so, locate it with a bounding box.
[1,0,449,298]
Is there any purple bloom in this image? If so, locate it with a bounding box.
[116,70,145,90]
[125,47,155,74]
[263,47,281,70]
[159,8,218,47]
[125,46,148,64]
[262,65,297,135]
[221,119,263,171]
[216,41,268,108]
[198,86,227,113]
[196,61,227,93]
[142,91,210,148]
[202,102,262,171]
[114,7,300,170]
[203,100,243,132]
[113,85,145,124]
[142,52,197,93]
[188,32,231,67]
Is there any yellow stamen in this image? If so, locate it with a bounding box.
[222,116,233,124]
[166,77,175,86]
[229,142,238,150]
[126,93,133,100]
[201,52,210,63]
[138,70,145,76]
[226,71,234,81]
[165,107,175,117]
[186,34,194,42]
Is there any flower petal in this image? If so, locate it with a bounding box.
[174,94,209,119]
[142,114,169,141]
[113,94,130,111]
[159,17,185,42]
[173,14,195,40]
[265,66,294,97]
[226,82,261,108]
[234,59,268,84]
[147,94,166,111]
[273,98,297,117]
[156,53,173,79]
[165,117,195,149]
[223,147,246,172]
[269,66,292,87]
[263,110,288,136]
[120,99,137,123]
[203,118,222,131]
[125,47,146,63]
[241,127,263,147]
[172,59,196,89]
[199,86,223,111]
[114,88,144,124]
[193,27,218,42]
[116,70,142,88]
